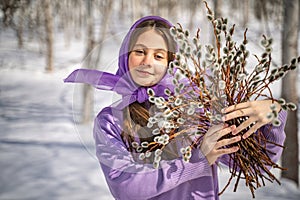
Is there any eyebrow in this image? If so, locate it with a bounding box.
[133,44,168,52]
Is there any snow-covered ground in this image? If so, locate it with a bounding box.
[1,12,300,200]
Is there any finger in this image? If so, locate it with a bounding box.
[217,125,236,139]
[215,135,241,149]
[222,108,252,122]
[205,125,235,146]
[242,123,263,139]
[216,146,239,157]
[206,123,227,137]
[222,102,251,114]
[232,117,256,135]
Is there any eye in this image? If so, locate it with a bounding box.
[155,53,166,60]
[133,49,145,55]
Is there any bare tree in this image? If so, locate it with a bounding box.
[213,0,222,18]
[253,0,283,36]
[211,0,222,50]
[148,0,159,16]
[95,0,113,66]
[188,0,199,31]
[0,0,20,27]
[81,0,113,123]
[131,0,142,21]
[242,0,249,28]
[81,0,95,124]
[254,0,271,35]
[35,1,44,54]
[167,0,178,22]
[42,0,54,72]
[281,0,299,186]
[16,0,26,48]
[74,0,85,39]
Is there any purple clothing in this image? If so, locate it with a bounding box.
[64,16,287,199]
[94,106,286,200]
[64,16,175,110]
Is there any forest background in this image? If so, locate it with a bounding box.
[0,0,299,199]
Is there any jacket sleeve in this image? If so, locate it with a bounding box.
[219,110,287,167]
[93,108,212,200]
[258,110,287,163]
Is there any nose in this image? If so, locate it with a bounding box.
[142,53,153,66]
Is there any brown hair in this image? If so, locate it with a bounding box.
[122,102,151,152]
[121,19,176,154]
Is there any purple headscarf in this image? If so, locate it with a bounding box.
[64,16,175,109]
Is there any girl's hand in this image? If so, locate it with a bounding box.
[200,124,241,165]
[221,100,281,139]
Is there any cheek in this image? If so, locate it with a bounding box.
[155,64,168,78]
[156,60,168,73]
[128,54,140,70]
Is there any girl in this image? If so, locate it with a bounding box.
[65,16,286,200]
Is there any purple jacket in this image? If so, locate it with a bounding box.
[94,106,286,200]
[65,16,287,199]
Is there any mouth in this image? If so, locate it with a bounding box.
[136,69,154,76]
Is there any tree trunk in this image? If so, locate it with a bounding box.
[261,0,271,36]
[212,0,222,50]
[43,0,54,72]
[82,0,95,124]
[149,0,159,16]
[242,0,249,28]
[214,0,222,18]
[81,0,113,124]
[1,0,19,27]
[281,0,299,186]
[16,0,26,48]
[131,0,142,21]
[167,0,177,22]
[95,0,113,66]
[188,0,198,31]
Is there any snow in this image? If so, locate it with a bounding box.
[1,11,300,200]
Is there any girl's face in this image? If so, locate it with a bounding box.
[128,29,168,87]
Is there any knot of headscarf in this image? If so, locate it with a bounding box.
[64,68,172,110]
[135,88,148,103]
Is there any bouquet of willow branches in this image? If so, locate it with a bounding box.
[131,2,299,198]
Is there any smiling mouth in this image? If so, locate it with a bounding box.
[136,70,154,75]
